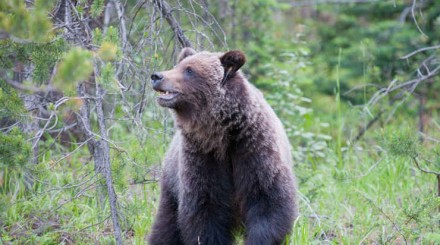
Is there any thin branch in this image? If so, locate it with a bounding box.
[411,0,428,38]
[103,1,112,34]
[388,65,440,93]
[401,44,440,59]
[352,109,384,142]
[412,157,440,176]
[357,191,408,245]
[368,62,440,107]
[289,0,379,7]
[111,0,129,80]
[52,136,94,165]
[55,176,105,211]
[127,0,148,39]
[153,0,192,48]
[37,171,98,194]
[78,215,111,232]
[0,33,38,44]
[1,76,45,93]
[67,0,92,44]
[31,111,56,150]
[111,0,128,52]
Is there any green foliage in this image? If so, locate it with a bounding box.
[382,128,419,158]
[92,28,104,44]
[0,39,67,83]
[262,51,331,162]
[53,47,94,90]
[30,39,68,82]
[97,62,118,92]
[91,0,105,18]
[94,26,122,63]
[0,127,31,169]
[0,82,30,198]
[93,26,121,46]
[0,0,54,42]
[307,1,440,104]
[98,42,119,61]
[0,80,25,118]
[211,0,285,79]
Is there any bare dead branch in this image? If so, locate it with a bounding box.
[111,0,128,51]
[401,44,440,59]
[411,157,440,213]
[78,215,111,232]
[368,61,440,106]
[352,109,384,142]
[37,171,98,194]
[55,176,105,211]
[111,0,129,80]
[153,0,192,48]
[412,157,440,176]
[31,111,56,150]
[52,136,94,165]
[103,1,112,34]
[127,0,148,38]
[289,0,379,7]
[0,32,38,44]
[411,0,428,38]
[0,74,45,93]
[67,0,92,45]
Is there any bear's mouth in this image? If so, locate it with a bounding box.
[155,89,180,101]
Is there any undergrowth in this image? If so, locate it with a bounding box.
[1,95,438,245]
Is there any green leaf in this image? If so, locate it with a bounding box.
[91,0,105,18]
[0,127,31,169]
[382,128,419,158]
[0,0,53,42]
[97,41,118,61]
[54,47,94,91]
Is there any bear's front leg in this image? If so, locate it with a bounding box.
[243,198,294,245]
[178,153,234,245]
[148,183,184,245]
[234,153,297,245]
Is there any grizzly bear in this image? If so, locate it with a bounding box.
[148,48,298,245]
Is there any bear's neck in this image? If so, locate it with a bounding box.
[173,90,254,159]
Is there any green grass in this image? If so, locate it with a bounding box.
[294,147,438,244]
[1,104,439,245]
[335,48,344,170]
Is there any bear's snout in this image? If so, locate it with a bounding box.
[151,72,164,84]
[151,72,166,92]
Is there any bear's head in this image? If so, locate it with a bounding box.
[150,48,246,112]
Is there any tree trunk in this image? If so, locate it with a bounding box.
[94,80,123,245]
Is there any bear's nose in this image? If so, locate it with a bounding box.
[151,72,164,83]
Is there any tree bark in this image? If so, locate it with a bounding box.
[76,83,106,208]
[77,80,123,244]
[94,80,123,245]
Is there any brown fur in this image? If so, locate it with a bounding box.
[149,48,298,245]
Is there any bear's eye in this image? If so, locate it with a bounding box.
[185,67,194,75]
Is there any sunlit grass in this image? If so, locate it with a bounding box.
[291,134,438,244]
[1,100,438,244]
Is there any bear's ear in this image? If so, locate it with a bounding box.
[220,50,246,86]
[177,47,196,63]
